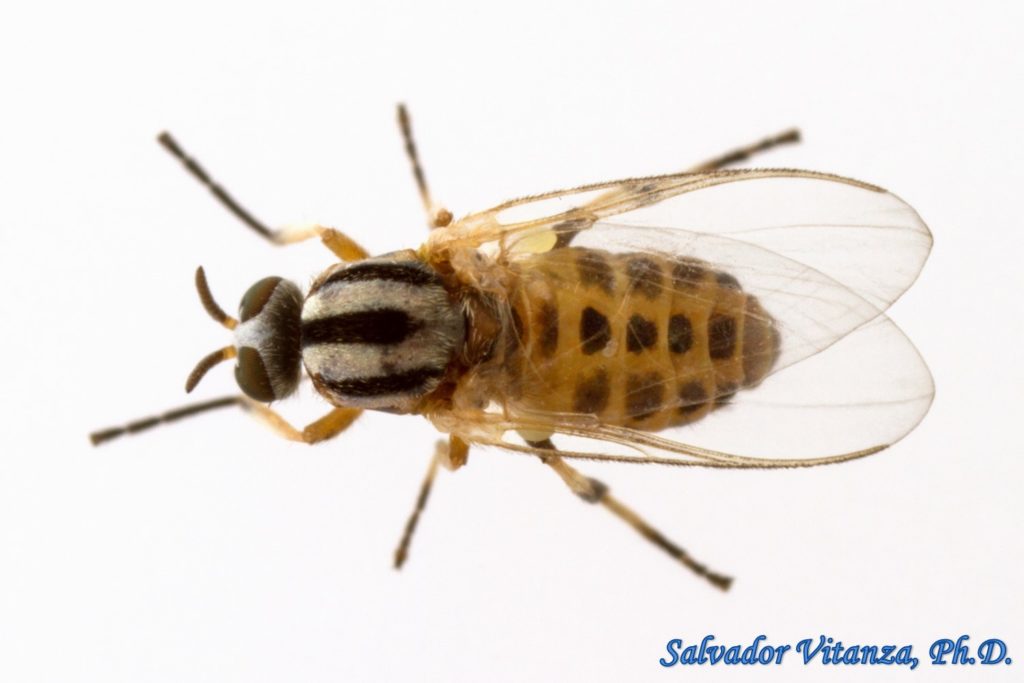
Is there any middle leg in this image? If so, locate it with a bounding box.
[393,435,469,568]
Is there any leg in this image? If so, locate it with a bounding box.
[90,396,244,446]
[90,395,362,446]
[686,128,801,173]
[528,438,732,590]
[393,435,469,569]
[271,223,370,261]
[396,104,453,229]
[157,132,369,261]
[544,126,803,252]
[245,402,363,443]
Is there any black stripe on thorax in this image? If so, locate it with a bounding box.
[301,308,422,347]
[316,261,439,291]
[315,366,445,398]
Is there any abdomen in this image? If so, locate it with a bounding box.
[500,247,780,431]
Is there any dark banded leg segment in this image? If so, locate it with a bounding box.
[157,132,368,261]
[527,438,732,591]
[90,397,362,446]
[393,435,469,569]
[90,396,244,446]
[544,128,802,252]
[396,104,452,229]
[685,128,801,173]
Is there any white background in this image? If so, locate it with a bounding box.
[2,1,1022,681]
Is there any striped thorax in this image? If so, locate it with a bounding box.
[184,252,464,412]
[301,250,465,412]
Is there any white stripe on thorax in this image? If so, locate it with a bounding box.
[302,280,446,322]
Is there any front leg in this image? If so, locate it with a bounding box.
[90,397,362,446]
[157,132,369,261]
[271,223,369,261]
[244,402,364,443]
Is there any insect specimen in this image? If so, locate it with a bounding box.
[92,107,933,589]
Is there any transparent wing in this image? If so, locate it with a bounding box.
[433,169,931,316]
[437,312,933,467]
[426,170,932,467]
[545,222,911,374]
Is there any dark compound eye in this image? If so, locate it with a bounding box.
[239,277,284,322]
[233,277,304,402]
[235,346,276,401]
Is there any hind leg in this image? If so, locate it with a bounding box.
[528,438,732,590]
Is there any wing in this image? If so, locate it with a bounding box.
[430,168,931,316]
[433,313,933,468]
[424,169,933,467]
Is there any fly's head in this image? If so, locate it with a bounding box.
[186,267,303,402]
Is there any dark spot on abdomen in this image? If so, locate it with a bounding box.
[667,314,693,354]
[580,307,611,355]
[626,314,658,353]
[708,314,737,359]
[677,381,707,414]
[626,372,665,421]
[672,258,706,290]
[573,368,610,414]
[626,257,663,299]
[576,250,615,295]
[715,271,740,290]
[716,381,738,405]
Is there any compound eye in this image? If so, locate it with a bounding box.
[231,277,303,402]
[239,277,284,322]
[235,346,276,402]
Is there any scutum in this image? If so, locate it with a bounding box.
[316,261,438,290]
[301,308,422,347]
[316,366,446,398]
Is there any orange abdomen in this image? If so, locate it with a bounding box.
[502,247,780,430]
